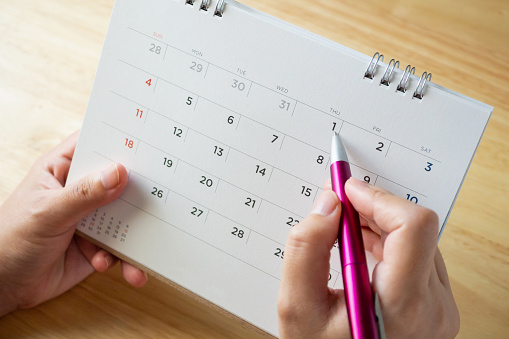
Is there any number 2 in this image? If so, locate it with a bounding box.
[376,142,384,152]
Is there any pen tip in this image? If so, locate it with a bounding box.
[331,131,348,163]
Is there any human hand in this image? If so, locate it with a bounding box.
[0,132,147,317]
[278,178,460,338]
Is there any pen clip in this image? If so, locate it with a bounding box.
[374,293,386,339]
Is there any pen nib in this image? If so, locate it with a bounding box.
[331,132,349,163]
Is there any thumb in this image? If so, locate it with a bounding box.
[44,163,128,229]
[279,190,341,307]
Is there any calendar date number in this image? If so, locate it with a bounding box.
[151,187,164,198]
[163,157,173,168]
[190,61,203,73]
[125,138,134,149]
[286,217,299,227]
[200,176,214,187]
[149,43,162,54]
[231,227,245,238]
[191,207,204,217]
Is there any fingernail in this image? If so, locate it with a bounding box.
[143,271,149,280]
[100,163,120,190]
[310,190,338,216]
[104,254,113,268]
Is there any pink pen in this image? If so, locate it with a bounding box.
[330,132,379,339]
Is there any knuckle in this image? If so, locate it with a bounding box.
[287,222,309,245]
[286,215,322,248]
[277,296,298,323]
[28,194,50,222]
[409,207,439,234]
[72,179,98,204]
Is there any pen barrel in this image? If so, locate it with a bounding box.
[331,161,378,339]
[343,263,379,339]
[330,161,366,265]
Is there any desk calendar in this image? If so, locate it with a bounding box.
[67,0,492,336]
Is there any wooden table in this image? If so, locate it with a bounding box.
[1,0,508,337]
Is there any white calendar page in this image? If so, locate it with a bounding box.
[67,0,492,336]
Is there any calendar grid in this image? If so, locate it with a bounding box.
[108,91,324,190]
[108,86,428,198]
[126,26,442,164]
[89,151,347,284]
[94,129,309,224]
[115,197,284,281]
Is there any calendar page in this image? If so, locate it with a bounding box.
[67,0,492,336]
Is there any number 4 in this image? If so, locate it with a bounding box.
[146,79,152,86]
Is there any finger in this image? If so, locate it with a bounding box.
[41,162,128,233]
[434,247,452,289]
[361,227,383,261]
[121,261,148,287]
[323,178,332,191]
[75,235,120,273]
[91,249,119,272]
[75,235,101,262]
[44,131,80,185]
[47,131,80,161]
[345,177,439,279]
[278,190,341,315]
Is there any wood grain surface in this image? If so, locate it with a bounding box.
[1,0,508,337]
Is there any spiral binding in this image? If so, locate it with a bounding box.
[413,72,432,99]
[365,52,432,99]
[380,59,399,86]
[200,0,211,11]
[214,0,226,17]
[364,52,383,80]
[397,65,416,94]
[185,0,226,16]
